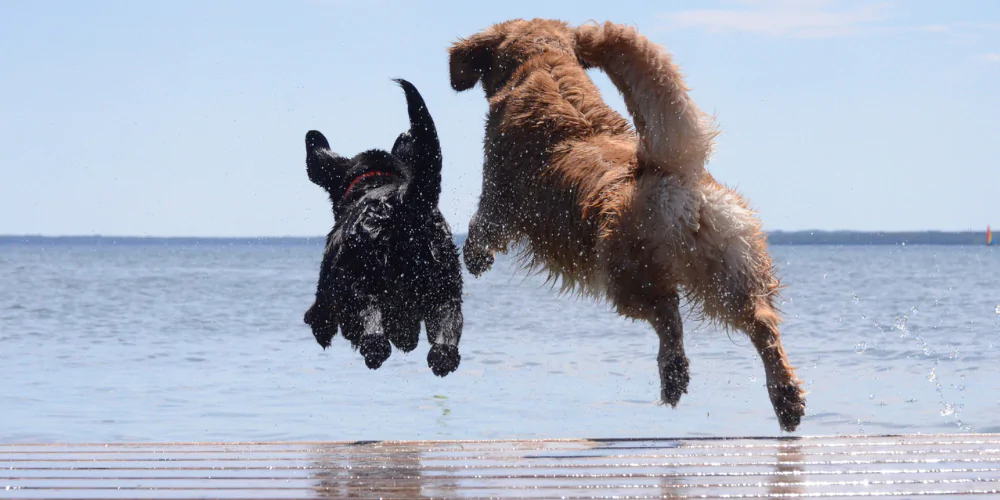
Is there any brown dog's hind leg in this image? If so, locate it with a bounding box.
[652,292,690,407]
[605,244,690,408]
[705,257,806,431]
[746,299,806,432]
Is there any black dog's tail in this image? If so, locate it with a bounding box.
[393,78,442,209]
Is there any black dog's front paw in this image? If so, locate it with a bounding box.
[463,247,494,277]
[304,304,337,349]
[427,344,461,377]
[360,335,391,370]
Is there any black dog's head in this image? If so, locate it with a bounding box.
[303,79,463,377]
[305,133,405,213]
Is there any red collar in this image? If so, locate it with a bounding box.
[342,171,394,201]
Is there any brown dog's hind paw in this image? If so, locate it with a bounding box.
[658,355,690,407]
[771,382,806,432]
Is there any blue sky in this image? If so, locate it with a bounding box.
[1,0,997,236]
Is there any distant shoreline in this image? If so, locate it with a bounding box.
[0,231,992,246]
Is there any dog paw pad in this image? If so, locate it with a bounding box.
[360,335,391,370]
[463,250,494,277]
[658,355,691,407]
[427,344,461,377]
[770,383,806,432]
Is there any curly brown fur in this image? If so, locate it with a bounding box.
[450,19,805,431]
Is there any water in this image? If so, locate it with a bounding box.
[0,243,997,443]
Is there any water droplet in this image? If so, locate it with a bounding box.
[940,402,963,417]
[894,315,910,337]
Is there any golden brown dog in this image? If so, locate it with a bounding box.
[449,19,806,431]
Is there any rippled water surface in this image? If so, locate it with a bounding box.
[1,242,997,443]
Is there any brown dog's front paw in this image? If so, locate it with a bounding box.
[463,246,494,277]
[770,382,806,432]
[658,355,690,407]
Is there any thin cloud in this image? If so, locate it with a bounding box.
[660,0,890,38]
[983,53,1000,63]
[916,22,1000,35]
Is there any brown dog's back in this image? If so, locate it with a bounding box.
[482,48,638,281]
[450,19,720,285]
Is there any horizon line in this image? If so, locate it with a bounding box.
[0,229,993,240]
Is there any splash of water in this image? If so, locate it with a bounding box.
[894,314,909,338]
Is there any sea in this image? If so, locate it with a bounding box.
[0,239,997,443]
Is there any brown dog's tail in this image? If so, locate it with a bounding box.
[574,22,717,183]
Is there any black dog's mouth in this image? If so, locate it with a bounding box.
[340,171,397,203]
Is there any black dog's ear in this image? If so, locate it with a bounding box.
[306,130,330,152]
[448,27,507,91]
[305,130,348,188]
[390,130,414,160]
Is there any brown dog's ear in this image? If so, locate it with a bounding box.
[448,30,504,92]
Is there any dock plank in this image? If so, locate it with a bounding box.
[2,434,998,498]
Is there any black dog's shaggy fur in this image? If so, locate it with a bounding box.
[303,79,463,377]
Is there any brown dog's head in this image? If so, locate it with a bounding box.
[448,18,582,95]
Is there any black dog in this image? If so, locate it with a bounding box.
[303,79,463,377]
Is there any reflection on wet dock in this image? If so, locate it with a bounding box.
[3,433,999,498]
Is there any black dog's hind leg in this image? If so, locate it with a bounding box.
[304,234,339,349]
[385,303,421,353]
[358,302,392,369]
[339,297,391,369]
[425,299,463,377]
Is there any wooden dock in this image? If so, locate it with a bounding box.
[2,433,999,498]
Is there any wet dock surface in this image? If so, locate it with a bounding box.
[3,433,999,498]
